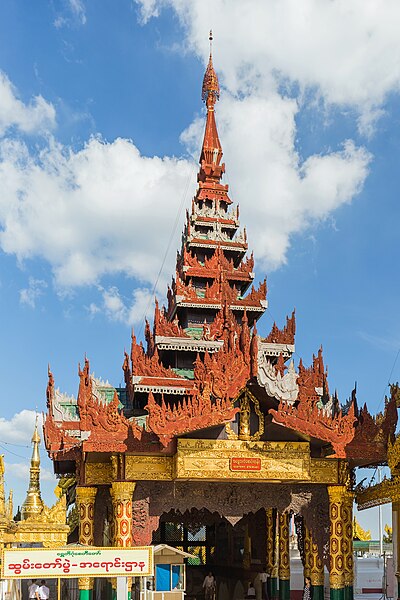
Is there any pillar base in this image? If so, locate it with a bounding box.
[278,579,290,600]
[312,585,324,600]
[269,577,278,600]
[330,588,345,600]
[344,585,354,600]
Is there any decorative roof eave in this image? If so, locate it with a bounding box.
[168,299,267,320]
[133,385,192,395]
[182,266,254,282]
[191,215,238,227]
[187,239,247,252]
[195,187,232,204]
[356,477,398,511]
[155,336,223,353]
[259,341,295,359]
[133,375,195,388]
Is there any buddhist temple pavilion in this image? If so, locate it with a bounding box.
[43,37,399,600]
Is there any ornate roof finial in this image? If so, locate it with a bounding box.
[21,415,44,520]
[202,30,220,108]
[200,31,223,169]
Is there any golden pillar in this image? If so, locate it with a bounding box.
[393,501,400,597]
[342,491,354,600]
[110,481,136,547]
[328,486,353,600]
[266,508,275,573]
[76,486,97,545]
[303,525,312,580]
[304,524,324,600]
[269,510,279,600]
[110,481,136,600]
[278,513,290,600]
[76,486,97,600]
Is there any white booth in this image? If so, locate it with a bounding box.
[140,544,195,600]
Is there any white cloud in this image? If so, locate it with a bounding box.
[0,410,42,445]
[0,134,195,288]
[19,277,48,308]
[136,0,400,132]
[95,286,154,325]
[4,461,55,482]
[54,0,87,28]
[0,72,55,137]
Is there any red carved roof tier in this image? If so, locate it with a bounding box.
[187,237,247,251]
[345,386,398,463]
[146,389,239,447]
[44,361,166,457]
[178,247,254,285]
[269,349,356,458]
[263,311,296,345]
[153,299,189,339]
[128,332,186,379]
[168,274,266,311]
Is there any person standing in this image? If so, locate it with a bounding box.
[302,577,312,600]
[203,571,216,600]
[28,580,39,600]
[38,580,50,600]
[259,567,269,600]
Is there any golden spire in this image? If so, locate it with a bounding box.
[21,416,44,520]
[202,30,220,109]
[0,455,6,519]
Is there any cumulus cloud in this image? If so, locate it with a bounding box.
[136,0,400,132]
[0,410,42,445]
[89,286,154,325]
[0,134,195,288]
[0,72,55,137]
[4,461,55,482]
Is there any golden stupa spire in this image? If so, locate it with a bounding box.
[0,455,6,519]
[21,416,44,520]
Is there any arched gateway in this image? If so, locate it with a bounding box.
[44,39,397,600]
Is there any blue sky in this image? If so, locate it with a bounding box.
[0,0,399,536]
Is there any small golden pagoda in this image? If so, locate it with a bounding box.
[0,420,69,552]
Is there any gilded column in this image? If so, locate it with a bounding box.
[328,486,346,600]
[393,501,400,599]
[266,509,277,600]
[303,525,312,580]
[111,481,136,600]
[270,511,279,600]
[76,486,98,600]
[304,524,324,600]
[278,512,290,600]
[342,491,354,600]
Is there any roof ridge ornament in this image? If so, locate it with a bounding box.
[202,30,220,108]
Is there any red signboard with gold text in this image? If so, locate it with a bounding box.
[230,457,262,471]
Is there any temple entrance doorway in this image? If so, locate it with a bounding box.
[152,508,269,600]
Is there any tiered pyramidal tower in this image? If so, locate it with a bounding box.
[121,42,296,445]
[44,40,396,478]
